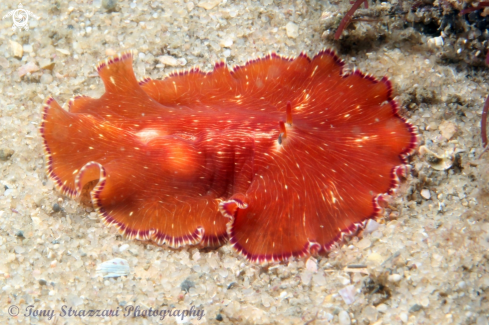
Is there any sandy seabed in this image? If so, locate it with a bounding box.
[1,0,489,324]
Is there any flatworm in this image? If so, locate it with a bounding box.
[40,50,417,263]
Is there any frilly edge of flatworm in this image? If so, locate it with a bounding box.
[40,49,418,263]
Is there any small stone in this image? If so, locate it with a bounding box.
[400,312,408,322]
[377,304,388,313]
[420,189,431,200]
[105,48,117,56]
[427,36,444,47]
[181,278,195,292]
[39,59,55,70]
[187,2,195,11]
[409,304,422,312]
[312,272,326,286]
[56,48,71,56]
[52,203,61,212]
[223,49,231,57]
[286,22,299,38]
[10,40,23,58]
[219,38,233,47]
[301,271,313,285]
[367,252,383,264]
[23,44,33,53]
[0,57,9,69]
[356,238,371,249]
[39,279,47,286]
[40,73,53,84]
[119,244,129,252]
[477,316,488,325]
[96,258,130,278]
[102,0,117,11]
[18,62,39,77]
[439,121,457,140]
[305,257,318,272]
[361,306,378,322]
[0,148,14,161]
[338,310,351,325]
[216,314,223,321]
[15,231,24,238]
[158,55,186,67]
[388,274,403,282]
[363,219,380,234]
[67,294,84,306]
[339,285,356,304]
[197,0,220,10]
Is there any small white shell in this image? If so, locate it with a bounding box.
[96,258,130,278]
[419,146,453,171]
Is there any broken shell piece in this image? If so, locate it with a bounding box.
[96,258,130,278]
[439,121,457,140]
[419,146,453,171]
[18,62,40,77]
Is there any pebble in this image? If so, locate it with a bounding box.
[197,0,220,10]
[312,272,326,286]
[96,258,130,278]
[41,73,53,84]
[0,148,14,161]
[18,62,40,77]
[388,274,403,282]
[39,59,55,70]
[428,36,444,47]
[339,285,356,304]
[158,55,186,67]
[338,310,351,325]
[377,304,388,313]
[439,121,457,140]
[181,278,195,292]
[420,189,431,200]
[102,0,117,11]
[10,40,23,58]
[305,257,318,272]
[52,203,61,212]
[367,252,383,264]
[0,57,9,68]
[363,219,380,234]
[220,38,233,47]
[400,312,408,322]
[409,304,422,312]
[286,22,299,38]
[56,48,71,56]
[23,44,33,53]
[119,244,129,252]
[105,48,117,56]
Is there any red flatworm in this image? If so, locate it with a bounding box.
[40,50,417,263]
